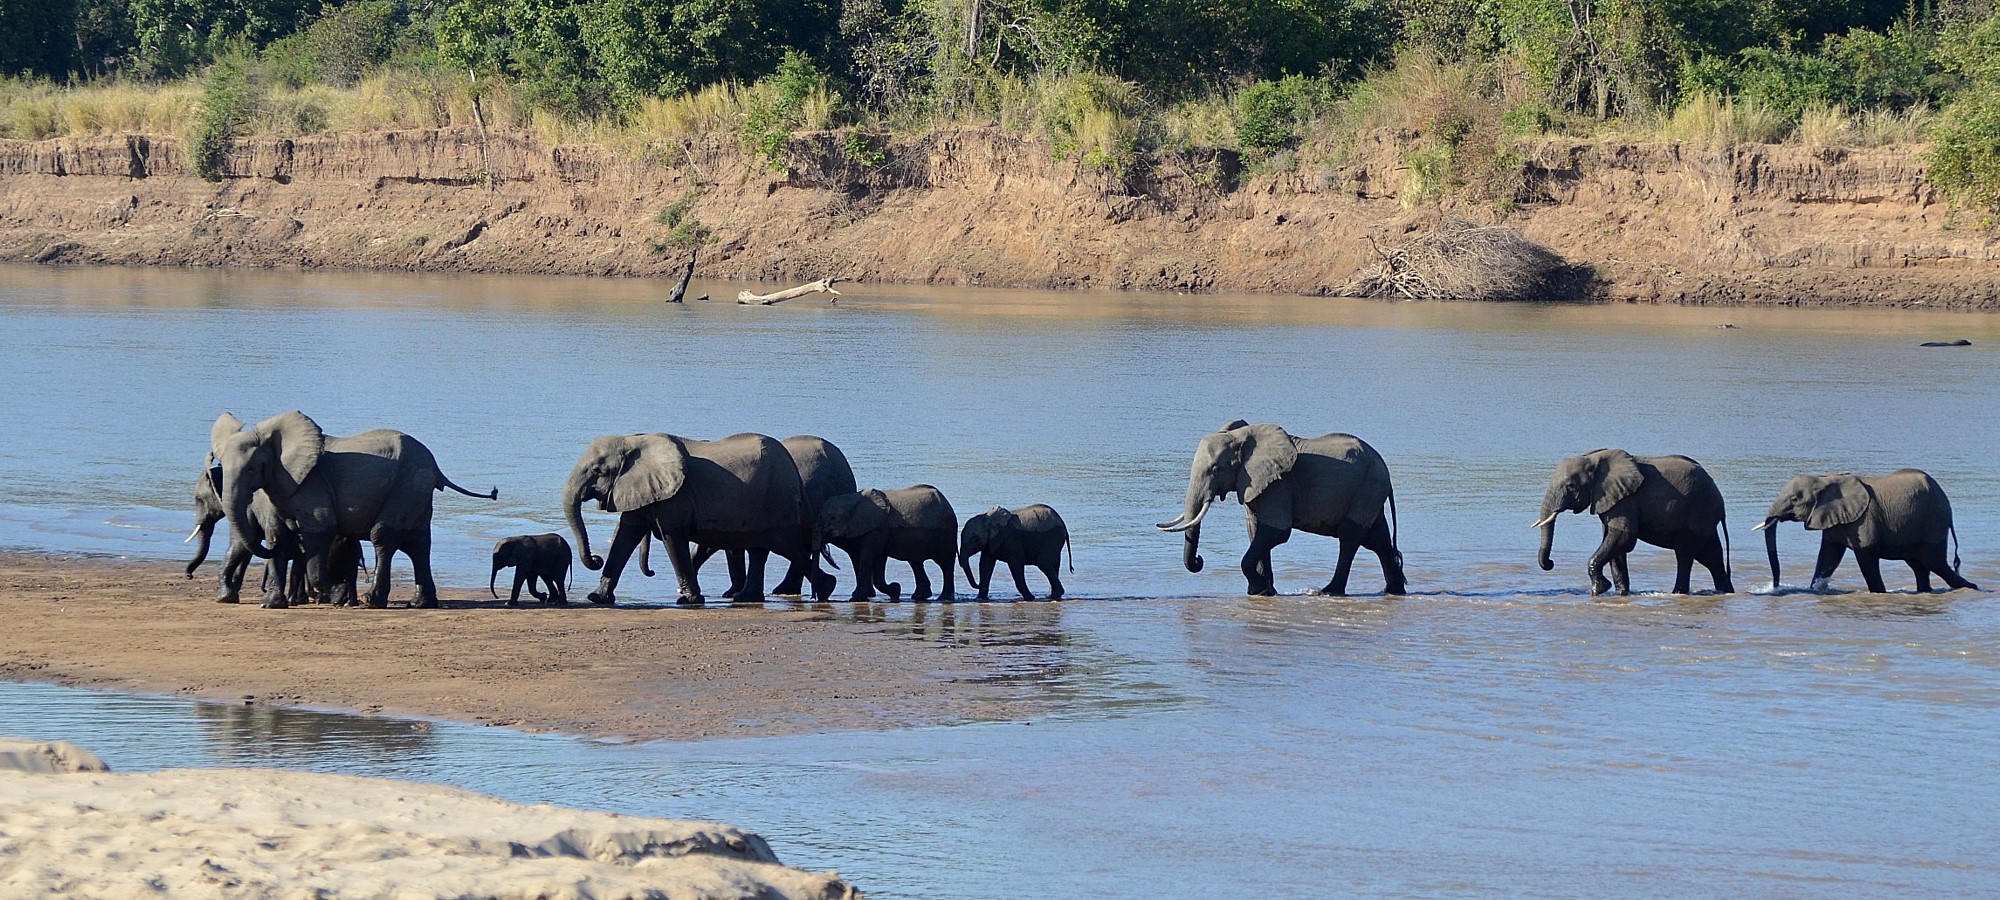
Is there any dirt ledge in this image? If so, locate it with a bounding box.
[1,127,1996,308]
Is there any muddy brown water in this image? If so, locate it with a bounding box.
[3,265,2000,896]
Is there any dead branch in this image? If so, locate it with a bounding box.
[737,278,842,305]
[663,251,696,304]
[1339,222,1578,301]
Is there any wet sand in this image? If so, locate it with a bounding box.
[0,551,1033,741]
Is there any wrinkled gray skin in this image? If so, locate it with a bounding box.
[1159,422,1404,596]
[682,435,855,599]
[211,411,495,609]
[959,504,1072,601]
[490,533,572,606]
[186,466,363,605]
[1535,449,1734,596]
[1759,469,1979,593]
[565,432,834,606]
[814,486,958,602]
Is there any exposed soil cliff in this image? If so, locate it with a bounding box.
[2,126,1996,307]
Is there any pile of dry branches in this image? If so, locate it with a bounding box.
[1340,223,1581,301]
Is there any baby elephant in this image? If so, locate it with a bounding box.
[490,533,572,606]
[1757,469,1979,593]
[959,505,1073,601]
[815,486,958,602]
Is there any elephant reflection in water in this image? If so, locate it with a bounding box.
[1159,421,1405,597]
[193,700,436,765]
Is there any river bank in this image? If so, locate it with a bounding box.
[0,736,858,898]
[0,552,1039,742]
[2,126,1996,308]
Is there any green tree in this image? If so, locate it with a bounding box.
[0,0,80,77]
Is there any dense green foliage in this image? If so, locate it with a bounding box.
[4,0,2000,208]
[192,52,252,179]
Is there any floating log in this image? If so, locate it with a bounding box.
[737,278,841,305]
[663,252,696,304]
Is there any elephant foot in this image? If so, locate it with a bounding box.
[974,591,991,602]
[1047,589,1064,601]
[215,595,240,605]
[847,591,875,602]
[1589,578,1612,596]
[937,592,955,603]
[415,597,440,610]
[260,596,289,610]
[731,592,766,605]
[720,585,740,600]
[588,591,618,605]
[912,589,933,603]
[1248,586,1278,597]
[675,593,704,606]
[1384,579,1407,596]
[883,582,902,602]
[772,579,804,596]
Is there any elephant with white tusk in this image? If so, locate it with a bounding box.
[1535,449,1733,596]
[1160,421,1404,597]
[1757,469,1979,594]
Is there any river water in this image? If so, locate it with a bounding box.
[2,266,1999,896]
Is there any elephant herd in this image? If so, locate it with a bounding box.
[187,411,1072,609]
[185,411,1983,610]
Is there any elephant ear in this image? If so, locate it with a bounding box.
[1237,424,1298,504]
[256,411,325,495]
[1808,476,1871,531]
[1590,450,1644,515]
[210,412,246,458]
[850,489,893,533]
[608,434,687,513]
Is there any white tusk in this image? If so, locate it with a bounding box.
[183,526,202,544]
[1751,520,1770,531]
[1531,512,1559,529]
[1162,500,1214,533]
[1155,513,1187,530]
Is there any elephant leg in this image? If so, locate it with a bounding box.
[1242,526,1286,596]
[874,553,902,603]
[1908,560,1934,593]
[331,540,362,607]
[976,554,997,602]
[1696,533,1733,593]
[542,574,567,606]
[1321,528,1362,596]
[218,546,249,603]
[509,569,529,606]
[721,549,746,600]
[911,560,934,603]
[1010,561,1035,601]
[938,554,956,603]
[1362,517,1405,595]
[1923,544,1980,591]
[587,516,649,605]
[409,535,439,609]
[1039,559,1063,601]
[772,556,806,596]
[366,540,395,609]
[1854,552,1888,593]
[1672,546,1695,595]
[662,537,705,606]
[1610,552,1632,596]
[1811,538,1847,592]
[1586,522,1632,596]
[734,549,770,604]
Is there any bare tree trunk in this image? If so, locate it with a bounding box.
[966,0,982,56]
[664,252,696,303]
[737,278,842,305]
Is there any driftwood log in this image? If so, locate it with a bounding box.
[738,279,841,305]
[663,252,696,304]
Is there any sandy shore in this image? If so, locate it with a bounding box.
[0,551,1036,740]
[0,737,858,898]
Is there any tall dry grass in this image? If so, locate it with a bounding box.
[0,79,200,140]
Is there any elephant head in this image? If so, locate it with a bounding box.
[814,489,891,560]
[958,506,1016,588]
[1754,474,1874,587]
[489,541,524,598]
[1535,449,1643,571]
[562,434,687,571]
[184,464,227,578]
[1158,421,1296,573]
[211,411,324,561]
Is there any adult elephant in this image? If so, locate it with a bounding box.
[1534,449,1734,596]
[1755,469,1979,593]
[563,432,834,606]
[210,411,495,609]
[684,435,855,599]
[1157,421,1405,596]
[185,463,364,606]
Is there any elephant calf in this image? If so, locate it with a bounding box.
[960,505,1073,601]
[490,533,573,606]
[815,486,958,602]
[1756,469,1979,594]
[1534,448,1734,596]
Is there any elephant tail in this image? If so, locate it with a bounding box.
[1388,483,1403,567]
[1721,516,1733,584]
[1952,523,1963,572]
[437,469,498,500]
[1066,533,1075,574]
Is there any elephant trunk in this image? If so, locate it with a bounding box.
[1534,488,1562,572]
[185,515,220,578]
[1183,522,1204,573]
[490,553,503,599]
[563,470,602,571]
[223,476,273,560]
[959,546,980,590]
[1764,520,1781,588]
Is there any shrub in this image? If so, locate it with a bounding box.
[740,51,842,171]
[1236,75,1334,154]
[1928,84,2000,215]
[193,55,256,181]
[263,1,397,89]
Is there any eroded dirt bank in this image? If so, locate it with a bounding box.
[1,126,1996,308]
[0,551,1036,741]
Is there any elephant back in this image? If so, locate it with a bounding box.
[1289,433,1392,532]
[321,429,438,532]
[886,485,957,532]
[1009,504,1067,535]
[685,433,807,534]
[1869,469,1951,544]
[782,436,858,514]
[1632,455,1727,529]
